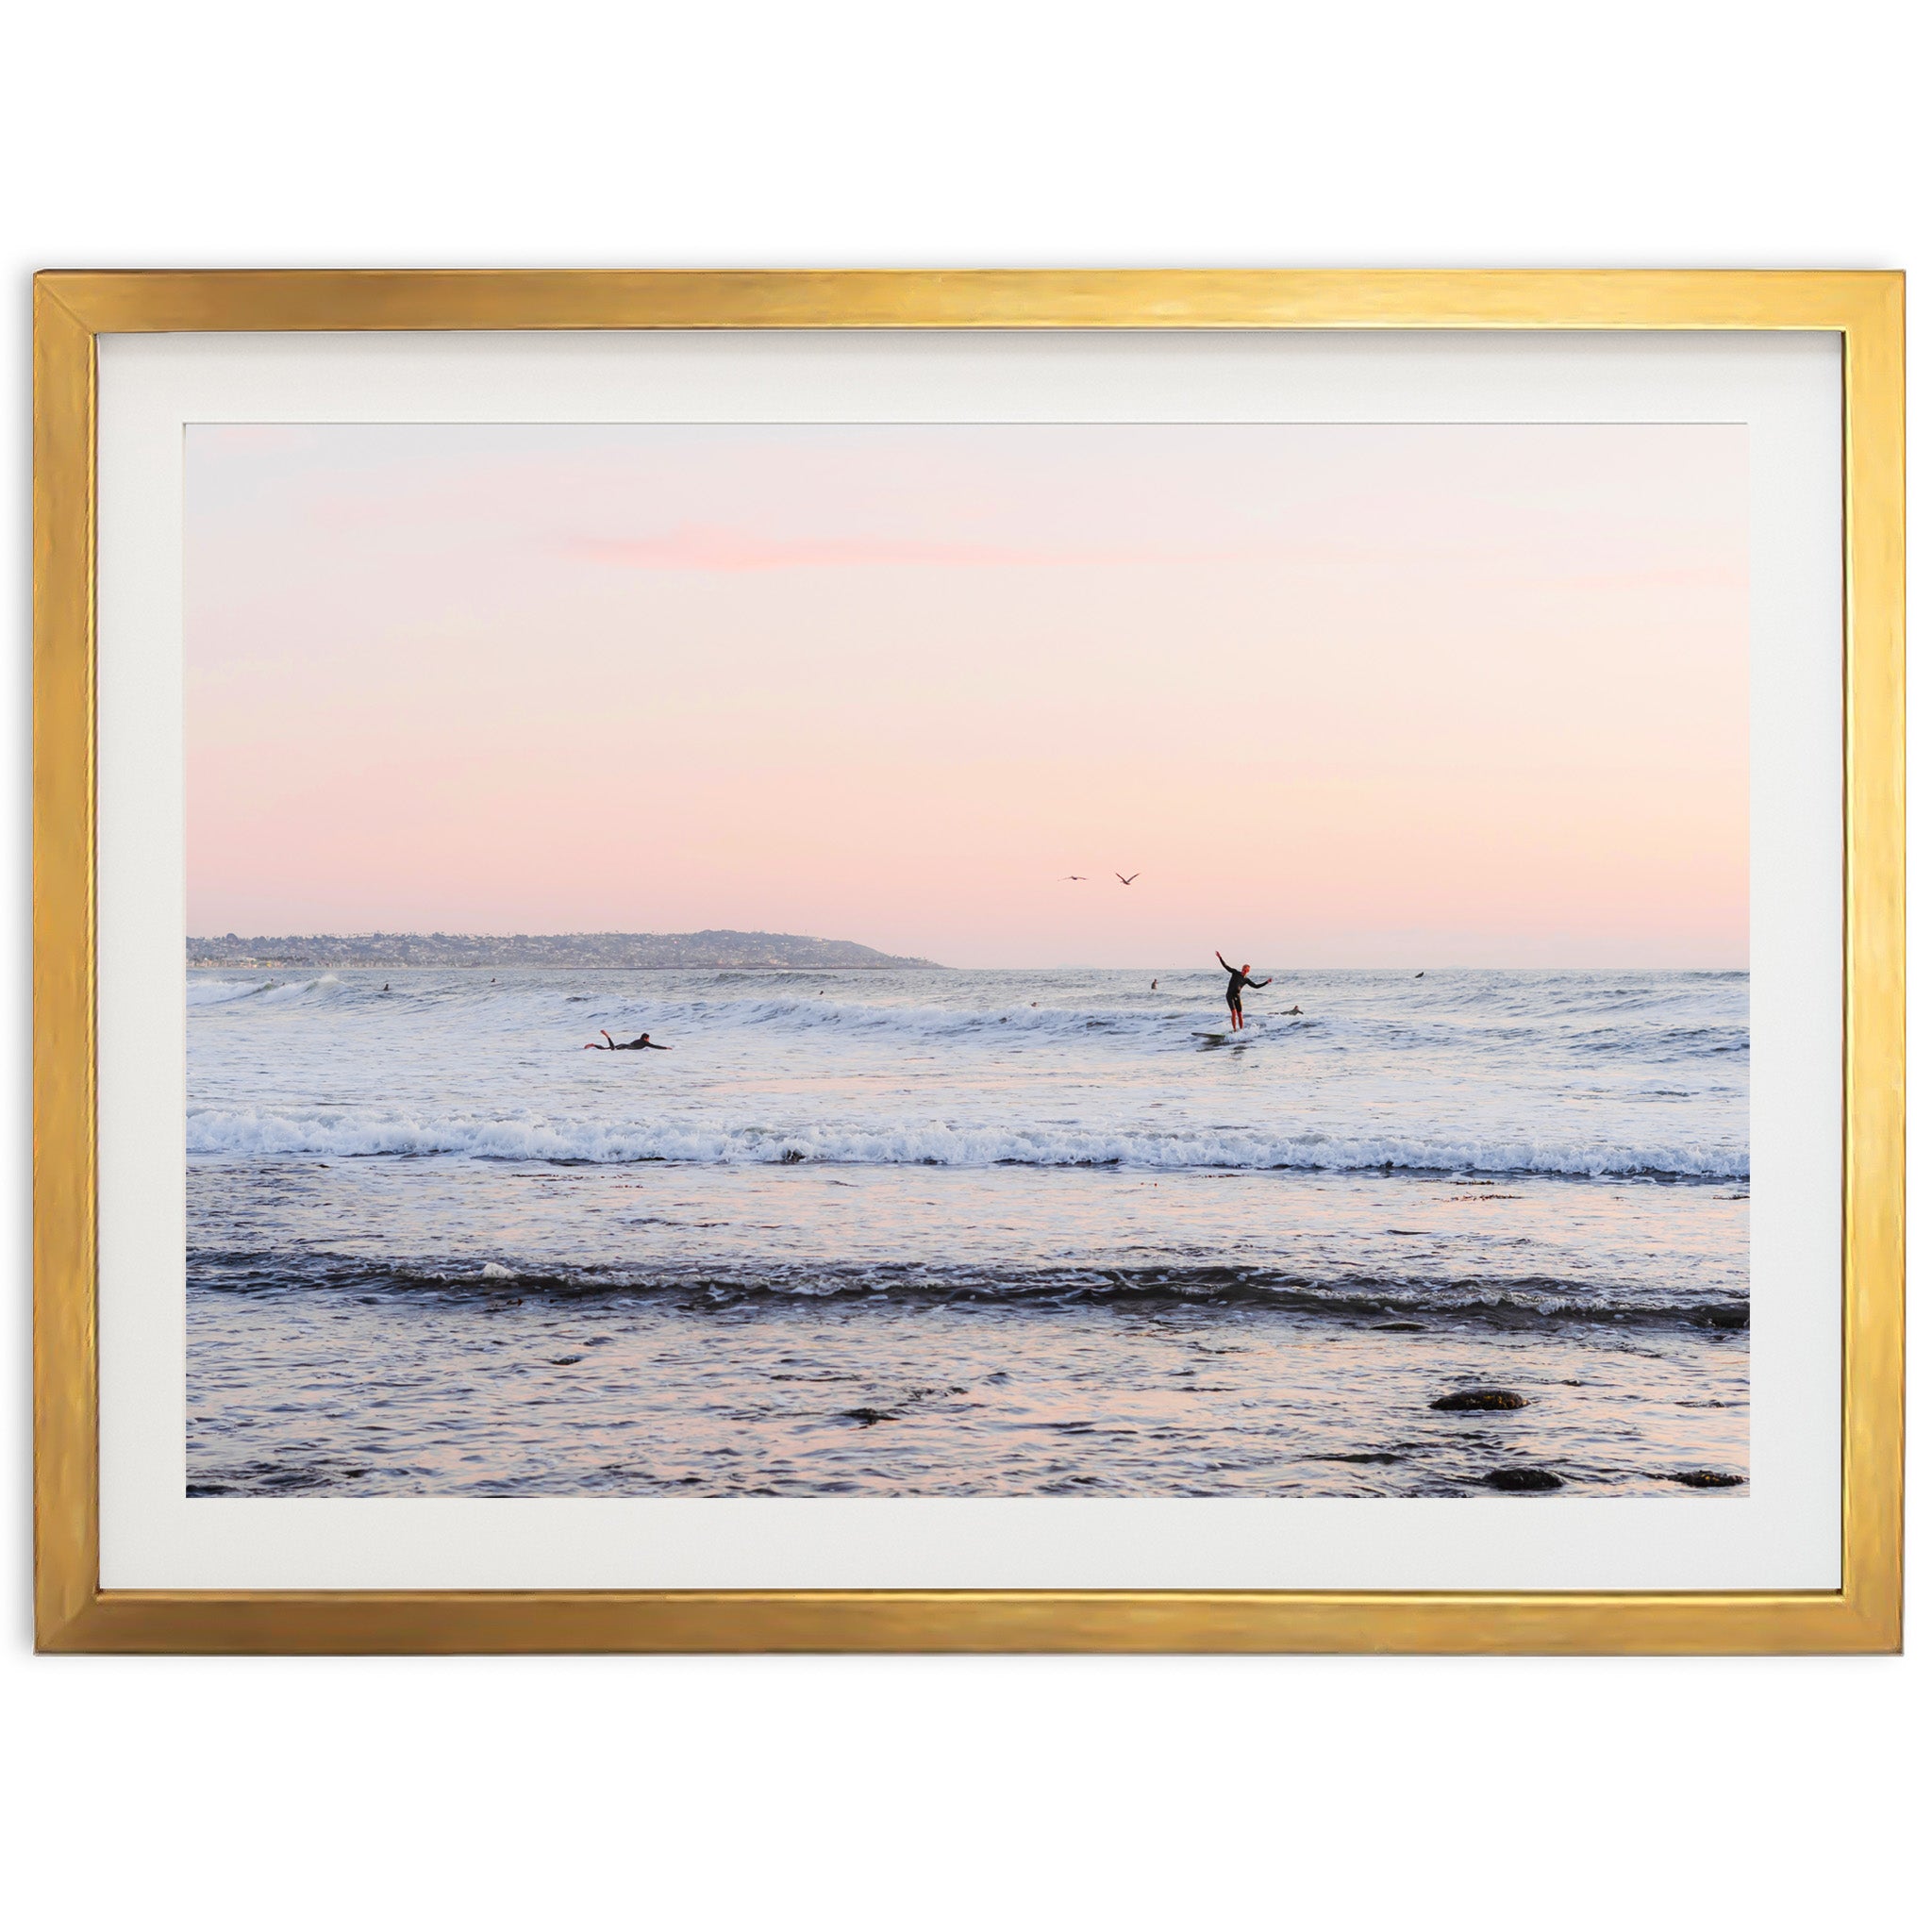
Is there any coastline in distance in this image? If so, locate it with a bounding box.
[186,929,941,971]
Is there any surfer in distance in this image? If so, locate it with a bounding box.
[1215,951,1272,1031]
[586,1028,670,1052]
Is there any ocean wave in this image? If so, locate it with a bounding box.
[185,1104,1747,1179]
[558,991,1748,1059]
[732,996,1747,1058]
[187,974,338,1008]
[187,977,274,1008]
[188,1246,1749,1333]
[186,977,1748,1060]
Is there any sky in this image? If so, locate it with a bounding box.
[185,422,1749,968]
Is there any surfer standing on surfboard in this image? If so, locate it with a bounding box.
[1215,952,1271,1030]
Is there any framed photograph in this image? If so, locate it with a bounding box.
[33,271,1903,1653]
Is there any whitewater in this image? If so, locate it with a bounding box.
[187,965,1751,1497]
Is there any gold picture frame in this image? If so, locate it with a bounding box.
[33,270,1904,1654]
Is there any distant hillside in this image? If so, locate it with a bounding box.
[187,930,940,970]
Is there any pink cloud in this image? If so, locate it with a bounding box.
[571,526,1160,572]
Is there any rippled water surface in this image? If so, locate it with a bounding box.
[188,966,1749,1496]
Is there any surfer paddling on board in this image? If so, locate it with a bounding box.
[585,1028,670,1052]
[1215,952,1271,1031]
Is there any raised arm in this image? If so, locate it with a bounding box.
[1253,976,1273,989]
[1215,951,1233,973]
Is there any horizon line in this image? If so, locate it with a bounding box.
[185,957,1750,974]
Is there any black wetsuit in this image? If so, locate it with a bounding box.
[1223,966,1266,1018]
[605,1032,668,1051]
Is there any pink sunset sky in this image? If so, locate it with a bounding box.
[185,422,1748,968]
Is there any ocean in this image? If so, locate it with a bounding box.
[186,966,1750,1497]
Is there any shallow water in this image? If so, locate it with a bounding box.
[187,965,1749,1496]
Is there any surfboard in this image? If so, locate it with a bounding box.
[1193,1016,1287,1040]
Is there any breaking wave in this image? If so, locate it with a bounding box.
[635,994,1749,1058]
[186,1104,1747,1179]
[185,971,1750,1060]
[187,974,339,1008]
[189,1246,1749,1333]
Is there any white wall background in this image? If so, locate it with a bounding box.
[3,4,1921,1924]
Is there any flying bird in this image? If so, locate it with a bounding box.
[1115,872,1141,886]
[1060,874,1089,881]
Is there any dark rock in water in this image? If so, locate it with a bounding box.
[1430,1387,1528,1412]
[1483,1467,1563,1491]
[1693,1305,1750,1330]
[1312,1451,1407,1464]
[843,1407,898,1425]
[1668,1469,1745,1488]
[1374,1322,1426,1332]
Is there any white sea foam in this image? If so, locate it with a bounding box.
[186,970,1751,1187]
[185,1104,1746,1178]
[186,974,338,1008]
[259,974,338,1002]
